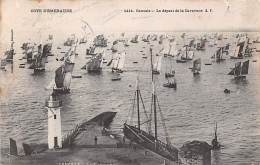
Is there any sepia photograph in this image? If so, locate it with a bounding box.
[0,0,260,165]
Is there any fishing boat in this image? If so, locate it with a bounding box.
[212,47,226,62]
[94,34,107,47]
[152,55,162,74]
[31,44,48,73]
[165,56,175,78]
[79,36,87,44]
[230,36,249,59]
[196,38,206,50]
[176,45,194,63]
[192,58,201,75]
[64,35,75,46]
[111,40,125,53]
[111,73,121,81]
[53,45,76,94]
[163,77,177,89]
[123,48,179,162]
[110,52,126,73]
[1,29,15,73]
[228,60,249,80]
[162,39,178,57]
[86,46,96,55]
[211,123,221,150]
[252,36,260,43]
[2,29,15,63]
[142,34,149,42]
[86,53,103,73]
[130,35,138,43]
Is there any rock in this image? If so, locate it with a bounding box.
[179,140,211,165]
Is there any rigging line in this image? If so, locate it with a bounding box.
[129,91,137,125]
[155,95,172,145]
[139,91,149,121]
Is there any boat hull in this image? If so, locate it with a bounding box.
[176,59,187,63]
[163,82,177,89]
[53,88,70,94]
[123,123,178,161]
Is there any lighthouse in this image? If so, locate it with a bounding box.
[46,93,62,149]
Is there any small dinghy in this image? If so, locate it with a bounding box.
[205,63,212,65]
[163,82,177,89]
[111,73,121,81]
[72,75,82,78]
[224,89,231,94]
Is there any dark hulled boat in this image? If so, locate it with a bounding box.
[228,60,249,80]
[192,58,201,76]
[87,53,103,73]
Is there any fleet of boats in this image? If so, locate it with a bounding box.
[1,31,259,163]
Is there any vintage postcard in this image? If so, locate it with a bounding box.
[0,0,260,165]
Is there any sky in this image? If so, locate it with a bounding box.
[0,0,260,53]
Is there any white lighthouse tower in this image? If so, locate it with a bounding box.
[46,93,62,149]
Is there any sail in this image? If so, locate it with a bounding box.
[234,62,241,76]
[22,143,33,156]
[187,51,194,60]
[63,72,72,89]
[232,45,240,58]
[193,58,201,71]
[169,41,178,56]
[241,60,249,75]
[154,55,162,72]
[64,61,75,73]
[228,68,235,75]
[9,138,18,156]
[112,53,120,69]
[117,52,126,70]
[55,66,64,88]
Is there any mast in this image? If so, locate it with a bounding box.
[214,122,218,141]
[136,77,141,130]
[11,29,14,73]
[150,48,157,141]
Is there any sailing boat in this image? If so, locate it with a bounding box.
[196,38,206,50]
[230,36,248,59]
[1,29,14,72]
[161,39,178,57]
[212,47,226,62]
[228,60,249,80]
[130,35,138,43]
[53,45,76,94]
[123,48,179,161]
[192,58,201,75]
[111,52,126,73]
[165,56,175,78]
[152,55,163,74]
[94,34,107,47]
[253,36,260,43]
[163,76,177,89]
[86,53,103,73]
[211,122,220,150]
[176,45,194,63]
[32,44,47,73]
